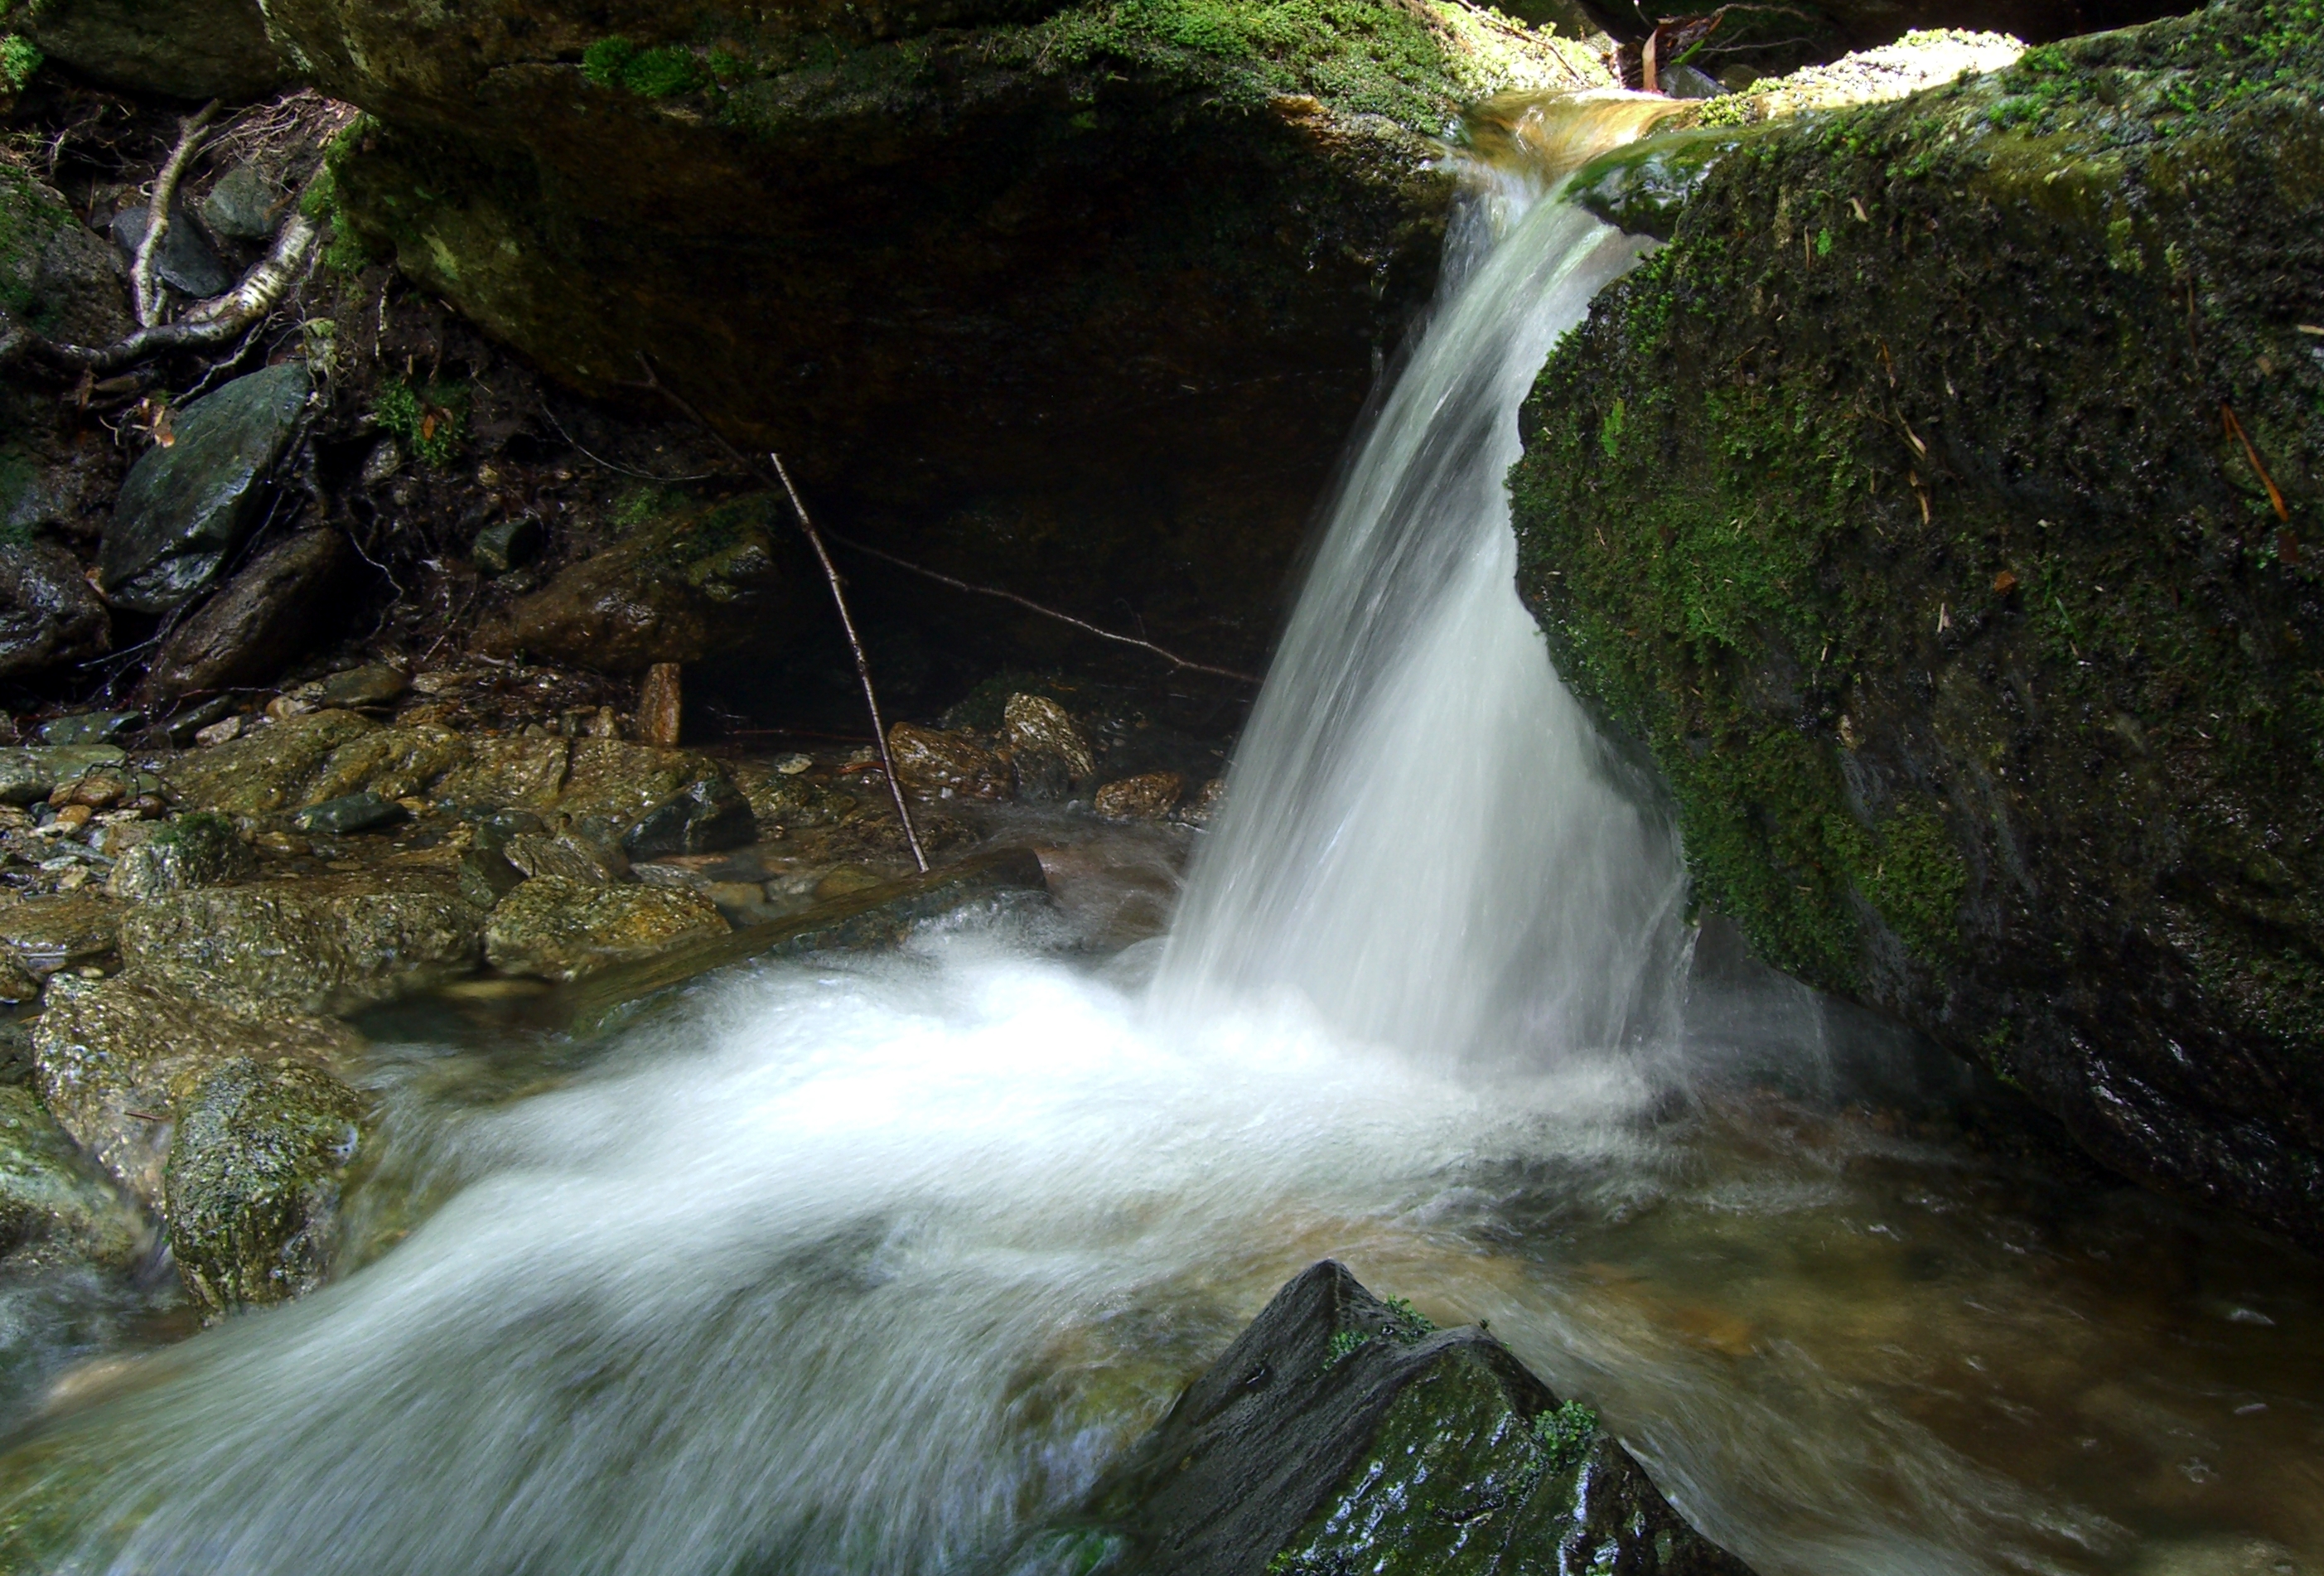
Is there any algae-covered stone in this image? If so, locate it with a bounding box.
[0,892,118,977]
[1041,1262,1752,1575]
[160,708,378,815]
[117,869,486,1015]
[31,969,363,1209]
[164,1056,365,1317]
[0,1085,147,1272]
[432,734,571,810]
[105,810,258,901]
[1510,0,2324,1241]
[485,875,730,983]
[99,362,312,615]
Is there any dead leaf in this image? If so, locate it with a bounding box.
[421,413,439,442]
[1993,569,2017,594]
[1849,196,1871,223]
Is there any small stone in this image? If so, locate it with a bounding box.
[889,722,1011,800]
[267,694,315,721]
[584,706,622,739]
[1003,694,1094,792]
[291,790,409,836]
[36,710,139,748]
[199,162,278,242]
[636,661,682,747]
[472,515,543,575]
[51,804,92,832]
[484,876,731,983]
[193,713,245,747]
[254,829,307,856]
[504,829,627,885]
[814,865,886,900]
[1180,777,1228,825]
[315,664,409,709]
[774,752,812,776]
[456,848,525,908]
[1094,771,1184,820]
[109,203,233,298]
[619,775,755,858]
[408,670,475,697]
[0,744,129,805]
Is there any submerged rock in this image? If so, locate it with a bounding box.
[0,892,118,978]
[1510,0,2324,1241]
[484,875,729,983]
[1032,1262,1752,1574]
[99,362,312,615]
[0,744,127,805]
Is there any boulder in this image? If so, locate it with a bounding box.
[200,163,282,243]
[160,707,378,814]
[888,723,1011,801]
[138,529,357,703]
[24,0,288,99]
[0,891,118,977]
[99,360,312,615]
[1510,0,2324,1242]
[1094,771,1182,820]
[31,969,362,1210]
[0,540,110,680]
[0,1084,147,1273]
[164,1056,365,1316]
[481,495,805,671]
[268,0,1610,674]
[484,874,729,983]
[1037,1262,1753,1575]
[116,868,486,1014]
[1003,692,1093,801]
[0,160,131,349]
[105,810,258,900]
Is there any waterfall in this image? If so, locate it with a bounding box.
[1157,172,1689,1066]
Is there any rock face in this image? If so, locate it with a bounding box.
[99,361,312,615]
[1510,0,2324,1242]
[1034,1261,1751,1575]
[22,0,287,99]
[263,0,1607,671]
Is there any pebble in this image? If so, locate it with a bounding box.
[194,715,246,747]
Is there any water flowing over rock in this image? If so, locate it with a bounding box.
[1510,0,2324,1242]
[0,1084,147,1274]
[99,361,312,616]
[1034,1262,1753,1575]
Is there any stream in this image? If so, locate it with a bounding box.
[0,94,2318,1576]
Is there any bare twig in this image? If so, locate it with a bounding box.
[2221,403,2291,525]
[770,452,928,873]
[132,99,223,328]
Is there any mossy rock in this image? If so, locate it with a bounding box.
[1509,0,2324,1241]
[262,0,1608,674]
[0,1085,147,1274]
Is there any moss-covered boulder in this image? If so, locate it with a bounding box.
[1510,0,2324,1241]
[1025,1261,1751,1574]
[264,0,1607,670]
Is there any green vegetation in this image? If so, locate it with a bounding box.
[373,378,469,467]
[582,36,707,99]
[0,32,39,94]
[1532,1400,1600,1471]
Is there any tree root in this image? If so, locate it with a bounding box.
[132,99,223,328]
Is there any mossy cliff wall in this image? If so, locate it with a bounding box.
[1510,0,2324,1241]
[258,0,1607,671]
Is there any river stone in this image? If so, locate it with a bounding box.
[889,723,1011,801]
[138,529,357,703]
[37,711,138,747]
[1094,772,1182,821]
[31,969,363,1210]
[164,1056,365,1317]
[292,790,409,836]
[484,876,729,983]
[558,739,754,853]
[0,892,118,977]
[200,162,280,242]
[306,719,469,804]
[471,514,542,575]
[1003,694,1094,802]
[1046,1262,1754,1575]
[0,744,127,805]
[99,361,312,615]
[316,664,410,708]
[106,811,258,900]
[504,829,626,885]
[27,0,287,98]
[107,204,234,301]
[116,868,487,1015]
[0,1084,148,1273]
[433,735,572,810]
[0,543,111,681]
[480,495,804,671]
[618,776,755,859]
[161,708,377,815]
[1509,0,2324,1244]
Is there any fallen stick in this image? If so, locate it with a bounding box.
[131,99,223,328]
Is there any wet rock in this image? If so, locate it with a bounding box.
[730,763,858,831]
[504,829,627,885]
[105,810,257,901]
[292,790,409,836]
[199,162,280,242]
[0,162,131,349]
[0,1084,147,1273]
[1179,777,1228,827]
[304,720,466,805]
[107,205,234,301]
[619,776,755,858]
[1510,0,2324,1243]
[1003,694,1094,802]
[0,956,41,1005]
[471,514,542,575]
[161,708,376,815]
[116,868,486,1015]
[558,739,753,853]
[635,661,681,748]
[0,744,126,805]
[37,711,138,747]
[0,544,111,681]
[482,496,804,671]
[26,0,287,98]
[99,361,312,615]
[890,723,1011,801]
[316,664,410,709]
[456,847,526,907]
[1046,1262,1754,1575]
[164,1056,365,1317]
[0,892,118,977]
[31,969,363,1210]
[1094,772,1183,821]
[432,734,571,810]
[484,876,729,984]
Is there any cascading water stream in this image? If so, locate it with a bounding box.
[2,96,2320,1576]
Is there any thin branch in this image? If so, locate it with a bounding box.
[132,99,223,328]
[539,405,720,483]
[771,453,929,873]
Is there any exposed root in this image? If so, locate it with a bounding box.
[26,210,319,374]
[131,99,222,328]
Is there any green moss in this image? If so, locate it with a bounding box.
[374,377,469,467]
[0,32,39,94]
[583,36,707,99]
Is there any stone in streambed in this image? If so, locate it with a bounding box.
[484,875,729,984]
[619,775,753,858]
[0,1085,148,1274]
[889,723,1010,800]
[0,544,112,682]
[292,790,409,836]
[1042,1262,1755,1575]
[106,810,258,900]
[1003,693,1093,802]
[1094,772,1182,821]
[138,529,358,703]
[0,744,127,805]
[316,664,409,709]
[0,892,118,978]
[471,514,542,575]
[159,707,377,815]
[99,361,311,615]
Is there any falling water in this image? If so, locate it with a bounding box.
[5,98,2322,1576]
